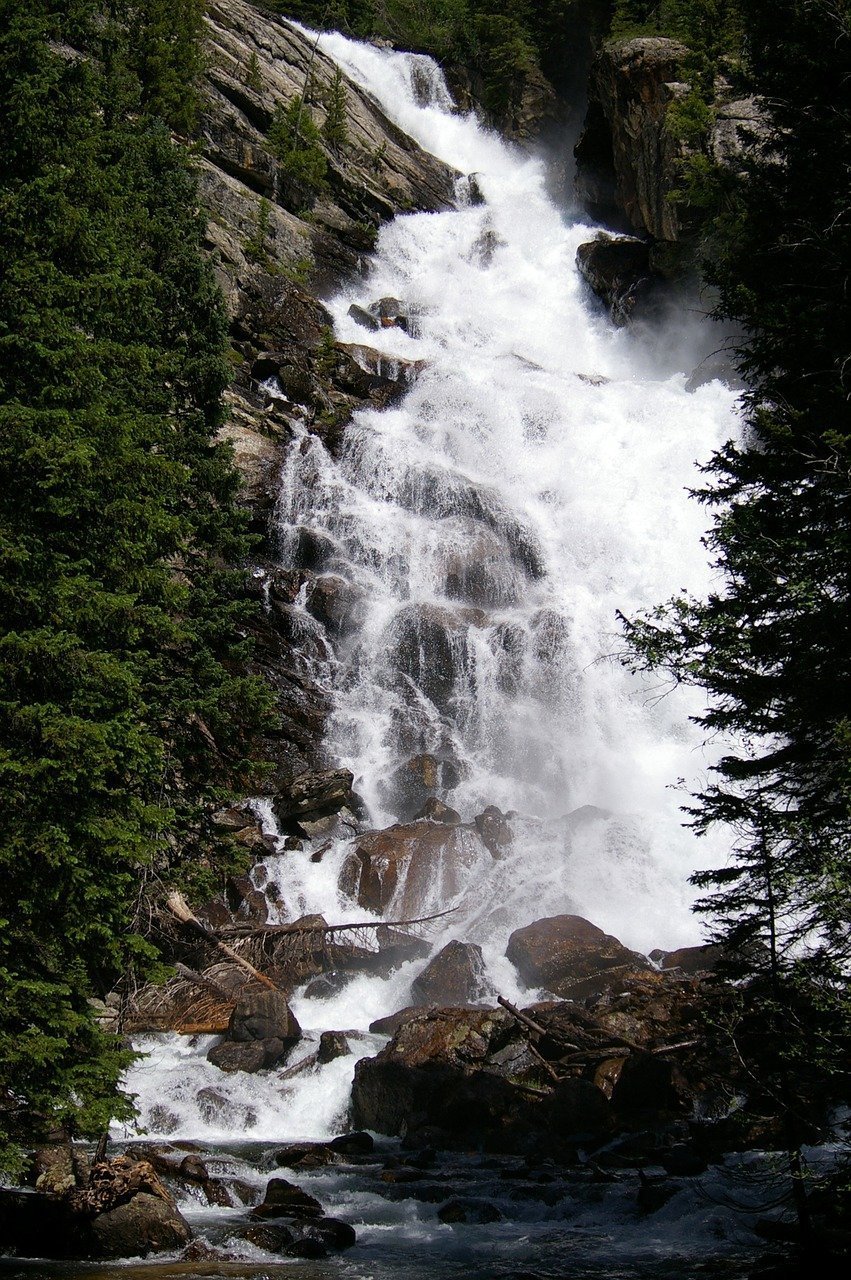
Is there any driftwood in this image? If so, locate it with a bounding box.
[218,907,458,939]
[166,892,279,991]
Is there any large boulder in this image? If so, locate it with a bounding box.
[506,915,651,999]
[230,989,302,1044]
[339,820,489,915]
[274,768,355,825]
[576,233,654,325]
[88,1193,192,1259]
[411,941,490,1007]
[351,1006,612,1154]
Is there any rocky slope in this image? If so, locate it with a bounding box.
[197,0,458,792]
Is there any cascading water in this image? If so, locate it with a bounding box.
[123,27,741,1206]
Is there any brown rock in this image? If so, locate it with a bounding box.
[411,941,490,1007]
[473,806,513,858]
[340,820,487,915]
[251,1177,324,1220]
[274,768,355,824]
[317,1031,351,1064]
[414,796,462,825]
[89,1193,192,1259]
[230,989,301,1045]
[506,915,651,999]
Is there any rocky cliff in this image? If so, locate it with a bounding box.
[196,0,458,792]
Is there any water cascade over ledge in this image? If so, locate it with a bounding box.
[123,28,740,1161]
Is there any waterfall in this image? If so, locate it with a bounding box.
[122,32,739,1146]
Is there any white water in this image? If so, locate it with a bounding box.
[123,33,740,1149]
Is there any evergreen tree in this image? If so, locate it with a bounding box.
[621,0,851,1232]
[0,0,272,1167]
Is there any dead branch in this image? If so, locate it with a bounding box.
[166,891,279,991]
[218,907,459,939]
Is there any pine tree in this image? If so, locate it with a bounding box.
[621,0,851,1237]
[0,0,272,1167]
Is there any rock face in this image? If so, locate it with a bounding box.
[506,915,651,998]
[576,233,654,325]
[351,1006,613,1154]
[339,820,490,915]
[575,38,689,241]
[274,768,356,825]
[411,941,490,1007]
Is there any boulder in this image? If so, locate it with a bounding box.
[329,1131,374,1155]
[339,820,489,915]
[230,989,302,1044]
[274,768,355,824]
[305,573,367,639]
[369,1005,426,1036]
[576,234,654,325]
[251,1177,324,1220]
[368,296,409,331]
[317,1031,351,1063]
[384,751,466,819]
[414,796,462,825]
[474,806,513,859]
[506,915,651,999]
[610,1051,688,1118]
[411,941,490,1007]
[88,1193,192,1259]
[289,1217,357,1250]
[651,943,720,974]
[207,1040,275,1073]
[438,1197,503,1224]
[348,302,380,332]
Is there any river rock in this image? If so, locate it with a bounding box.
[368,296,409,330]
[651,943,720,974]
[385,751,466,819]
[230,989,302,1044]
[251,1177,324,1220]
[339,820,490,915]
[88,1193,193,1258]
[576,233,654,325]
[474,805,513,858]
[438,1197,503,1224]
[318,1031,351,1063]
[411,941,490,1006]
[506,915,651,999]
[274,768,355,824]
[348,302,380,331]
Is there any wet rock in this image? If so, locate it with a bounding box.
[212,805,253,831]
[414,796,462,825]
[651,943,720,974]
[318,1031,351,1063]
[506,915,651,999]
[329,1131,374,1155]
[251,1177,324,1220]
[305,573,367,639]
[271,1144,340,1171]
[89,1193,193,1259]
[388,602,482,716]
[340,819,489,916]
[369,296,409,331]
[290,1217,357,1250]
[286,525,340,573]
[239,1221,295,1251]
[369,1005,426,1036]
[385,751,466,819]
[576,233,654,325]
[303,970,354,1000]
[411,941,490,1007]
[348,302,380,331]
[376,924,432,967]
[545,1077,612,1141]
[207,1040,273,1073]
[230,989,302,1045]
[339,342,426,392]
[274,767,355,824]
[474,806,513,859]
[438,1197,503,1224]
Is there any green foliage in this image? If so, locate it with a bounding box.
[245,195,274,265]
[322,67,349,150]
[245,51,263,92]
[0,0,273,1164]
[621,0,851,1222]
[123,1,206,133]
[269,94,329,206]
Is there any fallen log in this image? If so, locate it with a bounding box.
[166,891,279,991]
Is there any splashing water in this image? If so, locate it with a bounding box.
[124,32,740,1147]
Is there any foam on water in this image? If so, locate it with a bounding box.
[125,30,741,1148]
